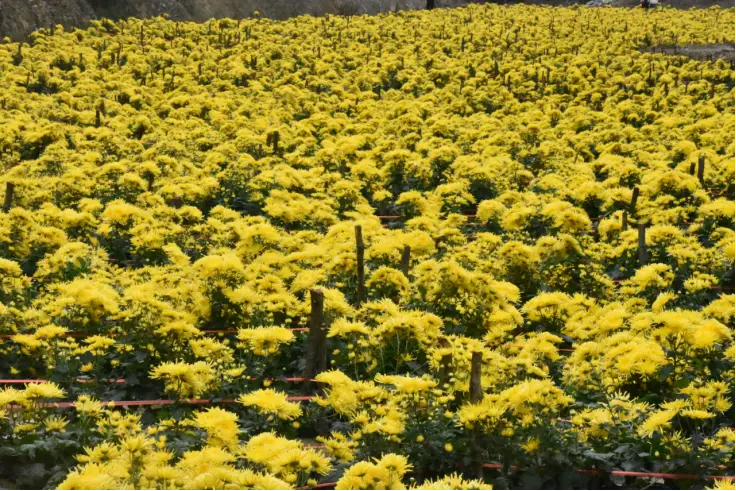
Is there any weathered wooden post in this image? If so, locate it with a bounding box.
[272,131,280,154]
[689,162,695,176]
[629,187,639,215]
[169,196,183,209]
[621,210,628,232]
[302,289,326,393]
[400,245,411,278]
[470,352,483,403]
[697,155,705,185]
[437,337,453,386]
[3,182,14,213]
[355,225,366,305]
[470,351,484,480]
[638,223,648,266]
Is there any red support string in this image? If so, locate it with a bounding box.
[0,377,316,385]
[310,483,338,489]
[0,327,316,339]
[377,215,478,219]
[6,395,315,410]
[481,463,733,481]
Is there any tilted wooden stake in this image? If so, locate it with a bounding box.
[470,351,483,404]
[302,289,326,393]
[355,225,366,305]
[638,223,648,266]
[400,245,411,277]
[3,182,14,213]
[697,155,705,185]
[621,210,628,232]
[629,187,639,215]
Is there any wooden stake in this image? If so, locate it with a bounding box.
[272,131,279,154]
[400,245,411,277]
[470,350,484,480]
[3,182,14,213]
[437,337,453,386]
[621,210,628,232]
[638,223,648,266]
[302,289,326,393]
[689,162,695,175]
[470,352,483,403]
[629,187,639,215]
[697,155,705,185]
[355,225,366,305]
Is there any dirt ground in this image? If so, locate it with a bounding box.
[608,0,734,7]
[646,43,736,62]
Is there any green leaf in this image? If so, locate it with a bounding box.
[657,364,674,381]
[613,444,631,454]
[611,474,626,487]
[20,443,37,459]
[521,474,543,490]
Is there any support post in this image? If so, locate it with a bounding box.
[629,187,639,216]
[470,351,484,480]
[689,162,695,175]
[437,337,453,387]
[638,223,648,266]
[400,245,411,278]
[302,289,326,394]
[3,182,14,213]
[470,352,483,404]
[355,225,366,305]
[697,155,705,185]
[621,210,628,232]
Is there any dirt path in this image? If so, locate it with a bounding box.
[644,43,735,62]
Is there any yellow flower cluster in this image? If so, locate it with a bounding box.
[0,2,733,489]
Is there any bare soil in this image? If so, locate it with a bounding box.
[609,0,733,6]
[646,43,736,62]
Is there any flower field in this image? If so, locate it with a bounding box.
[0,3,734,490]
